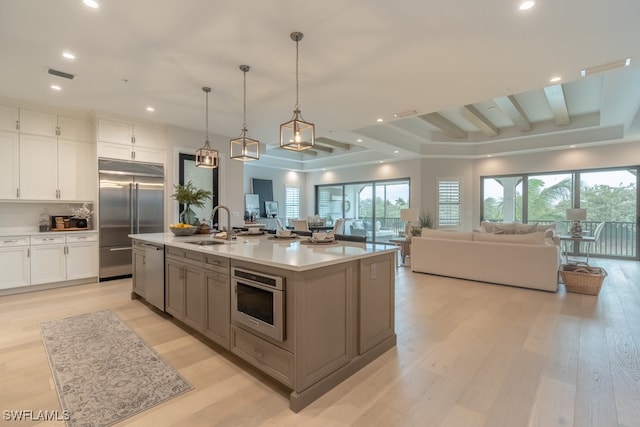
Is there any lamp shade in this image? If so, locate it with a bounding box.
[566,208,587,221]
[400,208,418,222]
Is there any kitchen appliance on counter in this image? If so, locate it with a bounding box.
[99,159,164,281]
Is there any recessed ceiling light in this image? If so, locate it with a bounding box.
[519,1,535,11]
[62,51,76,60]
[83,0,99,8]
[486,154,492,158]
[356,139,363,143]
[146,106,155,112]
[376,118,383,123]
[394,150,399,154]
[50,84,62,91]
[570,144,576,148]
[379,161,384,164]
[549,76,562,83]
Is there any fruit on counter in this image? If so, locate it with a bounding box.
[169,223,194,228]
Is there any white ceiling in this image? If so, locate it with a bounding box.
[1,0,639,171]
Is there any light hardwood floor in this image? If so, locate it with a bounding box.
[1,258,639,427]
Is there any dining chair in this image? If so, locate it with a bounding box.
[292,219,309,231]
[275,218,285,232]
[335,233,366,248]
[585,221,605,263]
[332,218,346,234]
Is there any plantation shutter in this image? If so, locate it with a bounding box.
[438,178,461,227]
[285,186,300,221]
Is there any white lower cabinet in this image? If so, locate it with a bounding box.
[0,232,98,291]
[30,235,66,285]
[0,236,30,289]
[66,234,98,280]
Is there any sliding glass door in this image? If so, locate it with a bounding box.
[316,179,411,243]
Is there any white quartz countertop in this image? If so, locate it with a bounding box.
[0,229,97,237]
[129,232,398,272]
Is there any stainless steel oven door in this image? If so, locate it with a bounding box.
[231,278,285,341]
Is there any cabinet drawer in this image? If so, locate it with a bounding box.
[204,254,229,274]
[166,246,204,265]
[0,236,29,247]
[231,325,294,388]
[66,233,97,243]
[30,235,65,245]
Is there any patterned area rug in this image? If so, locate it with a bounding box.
[40,310,192,427]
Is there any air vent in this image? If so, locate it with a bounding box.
[47,68,75,80]
[580,58,631,77]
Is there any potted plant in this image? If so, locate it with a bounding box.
[410,211,433,237]
[171,181,212,225]
[70,202,94,229]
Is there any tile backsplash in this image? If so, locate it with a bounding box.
[0,203,94,234]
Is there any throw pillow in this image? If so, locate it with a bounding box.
[515,223,538,234]
[493,223,516,234]
[480,221,495,233]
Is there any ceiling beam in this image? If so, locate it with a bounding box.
[493,95,532,131]
[315,137,351,150]
[543,84,570,125]
[312,144,334,153]
[461,104,499,136]
[418,113,468,138]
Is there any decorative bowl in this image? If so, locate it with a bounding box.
[169,225,197,236]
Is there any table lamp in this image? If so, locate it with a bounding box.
[566,208,587,237]
[400,208,418,237]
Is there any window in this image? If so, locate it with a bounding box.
[284,186,300,222]
[438,178,461,227]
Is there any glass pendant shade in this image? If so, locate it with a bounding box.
[280,31,315,151]
[196,86,219,168]
[230,65,259,161]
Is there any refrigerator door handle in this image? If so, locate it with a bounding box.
[135,182,140,234]
[129,183,135,233]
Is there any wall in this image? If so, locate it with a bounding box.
[243,164,307,219]
[166,126,245,228]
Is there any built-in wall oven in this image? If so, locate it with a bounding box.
[231,267,285,341]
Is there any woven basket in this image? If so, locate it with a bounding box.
[560,263,607,295]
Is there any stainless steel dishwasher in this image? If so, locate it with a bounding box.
[132,241,165,311]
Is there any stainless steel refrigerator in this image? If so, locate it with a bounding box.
[98,159,164,280]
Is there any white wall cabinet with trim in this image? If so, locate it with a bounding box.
[0,236,30,290]
[0,131,20,200]
[97,118,165,164]
[16,108,94,201]
[0,104,19,132]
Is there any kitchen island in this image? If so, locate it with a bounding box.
[129,232,398,412]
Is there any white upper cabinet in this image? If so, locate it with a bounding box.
[0,105,19,132]
[19,134,59,200]
[58,139,94,201]
[0,132,20,199]
[97,117,165,164]
[19,109,58,137]
[58,115,92,141]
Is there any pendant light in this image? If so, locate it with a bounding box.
[195,86,219,168]
[230,65,260,161]
[280,31,315,151]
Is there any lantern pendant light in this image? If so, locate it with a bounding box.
[280,31,315,151]
[230,65,260,161]
[195,86,219,168]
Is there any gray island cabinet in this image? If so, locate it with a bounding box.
[129,233,397,412]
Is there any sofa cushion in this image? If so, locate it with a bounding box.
[480,221,494,233]
[473,231,546,245]
[421,229,473,240]
[493,223,516,234]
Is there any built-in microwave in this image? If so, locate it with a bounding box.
[231,267,285,342]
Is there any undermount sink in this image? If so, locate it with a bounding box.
[185,240,225,246]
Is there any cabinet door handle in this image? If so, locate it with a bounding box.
[3,240,17,244]
[27,248,30,258]
[16,188,19,198]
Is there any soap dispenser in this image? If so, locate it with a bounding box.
[39,209,50,232]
